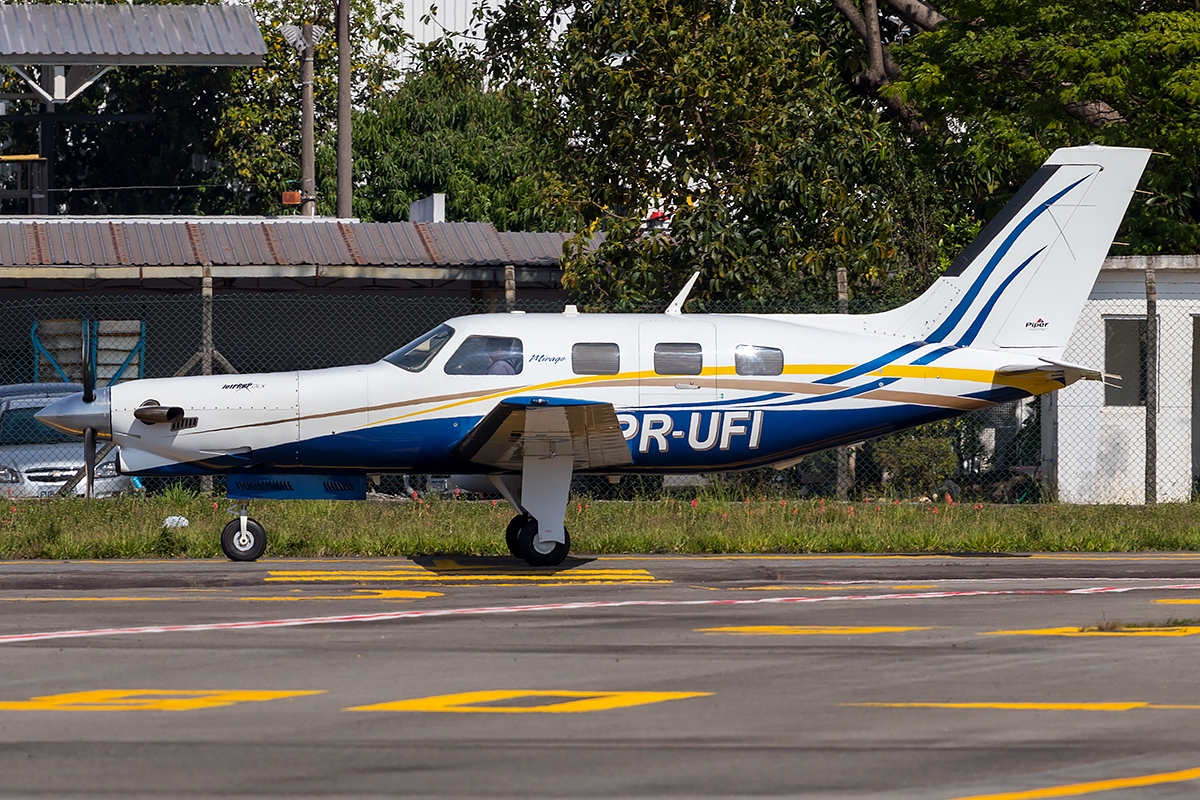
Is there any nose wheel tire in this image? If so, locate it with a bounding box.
[515,516,570,567]
[505,514,529,559]
[221,518,267,562]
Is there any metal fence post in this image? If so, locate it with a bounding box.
[200,267,214,495]
[1144,268,1157,504]
[836,265,854,500]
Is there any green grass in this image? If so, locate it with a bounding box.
[3,494,1200,559]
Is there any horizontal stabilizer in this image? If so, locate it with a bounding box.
[996,358,1106,387]
[453,397,633,471]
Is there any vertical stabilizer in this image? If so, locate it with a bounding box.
[866,145,1151,359]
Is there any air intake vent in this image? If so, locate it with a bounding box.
[171,416,198,431]
[234,479,293,492]
[323,480,355,493]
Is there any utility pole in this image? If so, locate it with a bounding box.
[300,23,316,217]
[336,0,352,218]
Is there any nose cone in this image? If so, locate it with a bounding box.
[35,387,112,438]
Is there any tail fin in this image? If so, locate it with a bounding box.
[867,145,1151,359]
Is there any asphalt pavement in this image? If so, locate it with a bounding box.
[4,553,1200,799]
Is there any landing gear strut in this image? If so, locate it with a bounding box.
[507,513,570,567]
[222,502,267,561]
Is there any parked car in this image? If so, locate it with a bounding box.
[0,383,131,498]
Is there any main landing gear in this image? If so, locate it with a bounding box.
[505,513,571,567]
[221,502,267,561]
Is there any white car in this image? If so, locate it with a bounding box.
[0,383,130,499]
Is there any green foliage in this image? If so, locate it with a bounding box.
[352,43,575,229]
[486,0,903,308]
[873,422,959,495]
[890,0,1200,254]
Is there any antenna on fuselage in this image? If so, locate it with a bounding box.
[665,271,700,316]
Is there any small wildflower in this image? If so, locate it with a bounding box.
[780,500,787,508]
[411,491,419,501]
[691,498,698,508]
[875,506,881,511]
[931,507,939,514]
[212,502,218,510]
[893,499,900,505]
[792,508,798,515]
[975,503,983,510]
[721,512,728,519]
[491,499,498,506]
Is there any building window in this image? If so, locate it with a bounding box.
[735,345,784,376]
[654,342,702,375]
[572,343,620,375]
[1105,317,1148,406]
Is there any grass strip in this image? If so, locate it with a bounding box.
[2,495,1200,559]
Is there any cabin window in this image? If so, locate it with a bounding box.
[383,324,454,372]
[572,343,620,375]
[1104,317,1149,406]
[735,344,784,376]
[654,342,702,375]
[444,336,524,375]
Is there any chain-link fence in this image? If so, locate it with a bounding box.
[0,287,1174,504]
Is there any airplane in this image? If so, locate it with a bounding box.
[36,144,1151,567]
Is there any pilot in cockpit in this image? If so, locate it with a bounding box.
[486,340,517,375]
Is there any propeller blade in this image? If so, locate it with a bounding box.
[81,319,95,404]
[84,426,95,503]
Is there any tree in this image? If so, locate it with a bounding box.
[886,0,1200,254]
[351,43,576,229]
[484,0,905,308]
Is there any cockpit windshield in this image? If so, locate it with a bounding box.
[383,324,455,372]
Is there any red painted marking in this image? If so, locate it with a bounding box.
[3,583,1200,645]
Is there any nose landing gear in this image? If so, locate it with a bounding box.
[221,502,267,561]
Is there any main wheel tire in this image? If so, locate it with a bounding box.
[505,514,528,559]
[515,517,570,567]
[221,518,267,562]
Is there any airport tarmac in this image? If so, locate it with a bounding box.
[4,553,1200,799]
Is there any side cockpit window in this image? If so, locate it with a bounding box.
[383,324,454,372]
[572,343,620,375]
[734,344,784,376]
[444,336,524,375]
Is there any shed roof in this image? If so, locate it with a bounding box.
[0,219,569,277]
[0,4,265,66]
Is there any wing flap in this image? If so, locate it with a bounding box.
[452,397,633,471]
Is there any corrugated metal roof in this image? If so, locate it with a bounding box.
[0,4,265,66]
[497,231,571,264]
[0,220,569,269]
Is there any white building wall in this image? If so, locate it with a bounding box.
[1056,257,1200,503]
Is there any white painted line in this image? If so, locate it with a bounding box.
[4,583,1200,645]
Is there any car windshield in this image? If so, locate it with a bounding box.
[383,324,455,372]
[0,404,77,445]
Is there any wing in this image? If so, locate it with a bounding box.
[451,397,633,471]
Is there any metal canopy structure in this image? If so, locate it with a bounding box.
[0,219,571,293]
[0,4,265,103]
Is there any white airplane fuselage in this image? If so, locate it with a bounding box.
[107,312,1060,478]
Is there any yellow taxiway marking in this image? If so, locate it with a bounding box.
[240,589,442,601]
[267,563,667,586]
[0,689,324,712]
[981,626,1200,637]
[348,690,711,714]
[698,625,932,635]
[1155,599,1200,604]
[946,764,1200,799]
